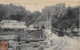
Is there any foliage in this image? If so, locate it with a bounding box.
[21,11,41,26]
[52,6,79,29]
[0,4,7,21]
[0,3,79,29]
[0,4,41,26]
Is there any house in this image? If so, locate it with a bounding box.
[34,22,47,29]
[0,20,27,29]
[29,25,37,30]
[0,35,18,40]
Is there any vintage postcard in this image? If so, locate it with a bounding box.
[0,0,79,50]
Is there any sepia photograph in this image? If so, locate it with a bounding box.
[0,0,79,50]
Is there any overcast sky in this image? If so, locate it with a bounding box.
[0,0,79,12]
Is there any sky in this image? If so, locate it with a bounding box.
[0,0,79,12]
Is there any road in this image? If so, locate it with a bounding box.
[43,29,79,50]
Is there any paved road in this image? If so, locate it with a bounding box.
[43,29,79,50]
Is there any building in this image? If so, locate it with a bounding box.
[34,22,47,29]
[29,25,37,30]
[0,35,18,40]
[0,20,27,29]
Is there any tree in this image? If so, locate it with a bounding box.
[0,4,7,21]
[1,3,28,21]
[52,6,79,30]
[21,11,41,26]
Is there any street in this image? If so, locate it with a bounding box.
[44,29,79,50]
